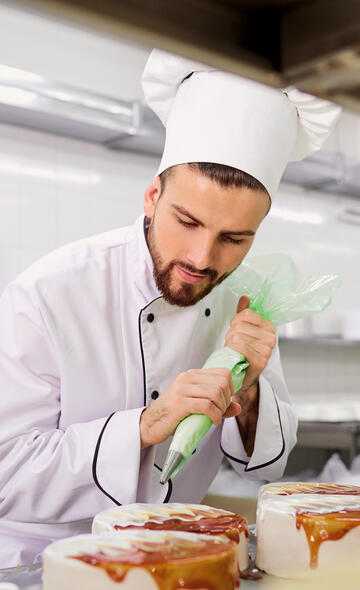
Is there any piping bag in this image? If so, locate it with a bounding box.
[160,253,341,484]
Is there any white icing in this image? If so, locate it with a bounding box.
[259,481,360,501]
[43,549,159,590]
[93,503,233,530]
[258,493,360,520]
[44,529,232,559]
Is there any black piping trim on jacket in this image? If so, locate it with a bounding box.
[154,463,173,503]
[220,391,285,472]
[92,412,121,505]
[138,297,163,407]
[138,299,172,503]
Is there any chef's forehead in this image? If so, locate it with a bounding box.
[155,163,271,229]
[158,163,268,196]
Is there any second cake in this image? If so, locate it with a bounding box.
[93,502,249,571]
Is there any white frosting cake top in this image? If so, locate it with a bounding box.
[260,482,360,501]
[93,503,234,528]
[44,529,233,559]
[258,492,360,519]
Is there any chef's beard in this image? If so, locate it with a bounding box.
[146,220,230,307]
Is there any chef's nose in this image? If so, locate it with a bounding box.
[187,235,216,271]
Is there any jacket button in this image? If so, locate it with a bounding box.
[147,313,155,323]
[151,390,159,400]
[205,308,211,317]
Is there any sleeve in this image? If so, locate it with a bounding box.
[220,340,298,481]
[0,281,154,526]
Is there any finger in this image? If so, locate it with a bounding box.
[227,336,273,362]
[187,367,233,380]
[185,369,234,400]
[223,401,242,418]
[237,295,250,314]
[232,308,275,333]
[184,397,224,427]
[180,383,228,414]
[203,371,234,404]
[211,375,232,407]
[227,322,277,347]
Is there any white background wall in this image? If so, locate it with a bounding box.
[1,2,360,397]
[0,121,157,289]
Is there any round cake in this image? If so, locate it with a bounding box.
[92,503,249,571]
[256,482,360,578]
[42,529,239,590]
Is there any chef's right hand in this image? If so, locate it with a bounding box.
[140,368,242,449]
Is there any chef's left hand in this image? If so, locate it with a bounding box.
[225,295,276,397]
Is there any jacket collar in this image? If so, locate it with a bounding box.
[132,214,161,305]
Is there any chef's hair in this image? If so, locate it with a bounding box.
[159,162,268,196]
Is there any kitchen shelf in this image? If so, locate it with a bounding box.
[279,335,360,346]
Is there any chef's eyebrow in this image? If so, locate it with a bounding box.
[171,204,256,236]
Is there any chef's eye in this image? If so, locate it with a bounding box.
[224,236,244,245]
[178,217,197,228]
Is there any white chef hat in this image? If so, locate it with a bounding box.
[142,50,341,198]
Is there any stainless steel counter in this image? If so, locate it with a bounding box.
[292,392,360,423]
[291,392,360,468]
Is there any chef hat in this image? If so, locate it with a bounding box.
[142,50,341,198]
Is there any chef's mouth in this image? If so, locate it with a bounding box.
[174,264,212,284]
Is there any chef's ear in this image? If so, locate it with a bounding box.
[144,175,161,218]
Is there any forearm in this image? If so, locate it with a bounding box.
[234,381,259,456]
[0,408,145,523]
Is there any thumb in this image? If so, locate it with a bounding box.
[223,401,242,418]
[237,295,250,314]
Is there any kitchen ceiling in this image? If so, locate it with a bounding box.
[12,0,360,112]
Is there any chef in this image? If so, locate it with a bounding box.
[0,50,340,567]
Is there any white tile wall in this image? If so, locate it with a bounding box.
[0,121,158,290]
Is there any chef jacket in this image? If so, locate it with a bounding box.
[0,214,297,567]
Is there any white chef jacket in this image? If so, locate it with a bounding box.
[0,214,297,567]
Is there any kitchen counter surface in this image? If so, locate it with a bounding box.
[292,392,360,422]
[2,526,359,589]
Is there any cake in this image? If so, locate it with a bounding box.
[42,529,239,590]
[256,482,360,578]
[92,502,249,571]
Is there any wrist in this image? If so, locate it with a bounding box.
[140,408,152,450]
[235,381,259,456]
[234,381,259,410]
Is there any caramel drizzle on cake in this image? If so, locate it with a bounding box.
[71,537,239,590]
[296,509,360,569]
[259,484,360,571]
[266,483,360,496]
[115,510,248,544]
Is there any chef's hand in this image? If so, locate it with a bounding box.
[140,368,242,449]
[225,296,276,455]
[225,295,276,396]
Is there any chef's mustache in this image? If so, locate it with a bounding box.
[172,260,218,280]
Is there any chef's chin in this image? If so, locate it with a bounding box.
[154,269,212,307]
[147,226,227,306]
[155,267,230,307]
